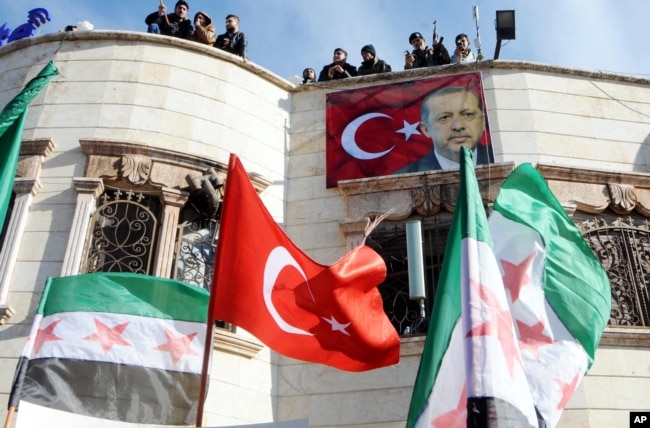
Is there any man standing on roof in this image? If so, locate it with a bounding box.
[404,31,450,69]
[318,48,358,81]
[215,14,248,62]
[358,44,392,76]
[451,33,477,63]
[145,0,193,39]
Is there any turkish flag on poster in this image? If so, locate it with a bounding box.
[325,72,492,187]
[211,154,400,371]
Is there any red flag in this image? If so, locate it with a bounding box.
[211,154,400,371]
[325,72,492,187]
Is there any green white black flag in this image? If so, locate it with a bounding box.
[10,272,209,426]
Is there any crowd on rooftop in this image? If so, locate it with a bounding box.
[139,0,480,84]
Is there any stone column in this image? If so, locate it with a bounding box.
[152,188,188,278]
[0,178,41,324]
[60,178,104,277]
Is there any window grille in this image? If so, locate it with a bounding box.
[576,212,650,327]
[82,189,160,274]
[174,218,218,290]
[366,214,452,335]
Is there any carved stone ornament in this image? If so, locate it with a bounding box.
[121,155,152,185]
[607,182,638,215]
[411,186,441,216]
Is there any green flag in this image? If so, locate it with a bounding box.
[0,61,58,234]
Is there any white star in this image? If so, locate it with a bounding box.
[322,316,351,336]
[396,120,421,141]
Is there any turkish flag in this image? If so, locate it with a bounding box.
[211,154,400,371]
[326,72,491,187]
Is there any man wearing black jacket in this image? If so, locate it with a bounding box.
[318,48,358,82]
[145,0,192,39]
[404,31,450,70]
[215,14,248,62]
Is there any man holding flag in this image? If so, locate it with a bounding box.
[407,148,610,427]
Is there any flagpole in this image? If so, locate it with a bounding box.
[195,317,215,427]
[195,153,236,427]
[3,406,15,428]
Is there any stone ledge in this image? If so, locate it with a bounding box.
[214,329,264,358]
[600,327,650,348]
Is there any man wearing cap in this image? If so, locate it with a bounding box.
[145,0,193,39]
[358,44,392,76]
[404,31,450,69]
[215,14,248,61]
[186,11,215,45]
[318,48,358,82]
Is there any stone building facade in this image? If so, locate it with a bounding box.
[0,31,649,427]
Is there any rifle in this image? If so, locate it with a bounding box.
[432,19,444,51]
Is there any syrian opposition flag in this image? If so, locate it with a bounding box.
[325,72,492,187]
[488,163,611,427]
[407,154,611,427]
[407,148,539,428]
[9,272,209,427]
[211,154,400,372]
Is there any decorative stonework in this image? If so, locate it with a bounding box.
[607,183,638,215]
[538,164,650,218]
[411,186,441,217]
[121,155,152,185]
[80,139,272,194]
[17,138,55,178]
[81,139,227,191]
[338,162,514,239]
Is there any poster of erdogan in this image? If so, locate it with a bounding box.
[325,72,493,188]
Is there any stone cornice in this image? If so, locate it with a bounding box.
[538,163,650,217]
[79,139,271,193]
[0,30,294,91]
[338,162,514,221]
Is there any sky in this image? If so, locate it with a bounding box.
[1,0,649,82]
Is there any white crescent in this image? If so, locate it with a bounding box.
[341,112,395,160]
[263,246,314,336]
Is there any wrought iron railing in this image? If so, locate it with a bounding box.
[577,214,650,327]
[174,219,218,290]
